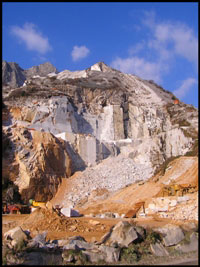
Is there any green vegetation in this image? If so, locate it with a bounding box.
[120,229,162,264]
[145,230,162,245]
[120,244,139,263]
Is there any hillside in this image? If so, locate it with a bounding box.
[2,61,198,209]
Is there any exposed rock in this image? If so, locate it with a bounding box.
[30,232,47,247]
[4,226,28,242]
[99,245,120,262]
[104,221,138,247]
[63,239,95,251]
[4,129,72,203]
[81,250,105,263]
[176,232,198,253]
[153,224,185,247]
[2,61,58,88]
[24,62,58,79]
[150,242,169,256]
[60,207,80,217]
[2,61,26,87]
[2,60,198,206]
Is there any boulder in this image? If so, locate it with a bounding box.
[60,207,80,217]
[57,239,70,247]
[99,245,120,262]
[62,253,74,263]
[28,232,47,248]
[176,232,198,253]
[82,250,105,263]
[150,242,169,256]
[63,240,95,251]
[104,221,138,247]
[153,224,185,246]
[4,226,28,242]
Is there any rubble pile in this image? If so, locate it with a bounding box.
[166,193,198,221]
[21,208,110,235]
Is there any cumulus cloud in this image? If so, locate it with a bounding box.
[11,23,52,54]
[111,56,162,83]
[71,45,90,61]
[173,78,197,99]
[110,11,197,84]
[143,12,198,65]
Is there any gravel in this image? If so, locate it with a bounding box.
[62,154,154,207]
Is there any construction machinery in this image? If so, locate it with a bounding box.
[29,199,46,208]
[124,201,145,218]
[161,183,197,197]
[2,203,31,214]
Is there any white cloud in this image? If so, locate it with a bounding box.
[71,45,90,61]
[111,11,198,86]
[11,23,52,54]
[173,78,197,99]
[128,41,145,56]
[143,14,198,66]
[111,56,162,83]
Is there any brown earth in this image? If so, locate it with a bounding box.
[1,212,179,243]
[64,156,198,216]
[2,156,198,244]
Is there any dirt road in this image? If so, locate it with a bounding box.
[2,212,187,242]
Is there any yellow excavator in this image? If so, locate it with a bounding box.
[29,199,46,208]
[161,183,197,197]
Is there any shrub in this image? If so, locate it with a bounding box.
[120,244,140,263]
[145,230,162,244]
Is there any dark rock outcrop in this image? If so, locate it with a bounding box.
[2,61,58,88]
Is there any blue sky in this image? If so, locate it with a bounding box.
[2,2,198,107]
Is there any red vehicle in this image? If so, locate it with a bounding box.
[3,204,31,214]
[7,205,21,214]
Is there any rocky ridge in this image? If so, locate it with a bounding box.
[2,60,58,88]
[2,61,198,203]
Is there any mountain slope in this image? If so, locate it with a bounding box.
[2,61,198,205]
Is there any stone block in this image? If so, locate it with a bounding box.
[150,242,169,256]
[99,245,120,262]
[105,221,138,247]
[4,226,27,242]
[154,224,185,247]
[61,207,80,217]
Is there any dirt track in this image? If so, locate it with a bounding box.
[2,212,188,243]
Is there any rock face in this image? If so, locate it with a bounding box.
[2,126,71,203]
[2,61,58,88]
[2,61,26,87]
[24,62,58,79]
[102,221,139,247]
[153,224,185,246]
[2,61,198,203]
